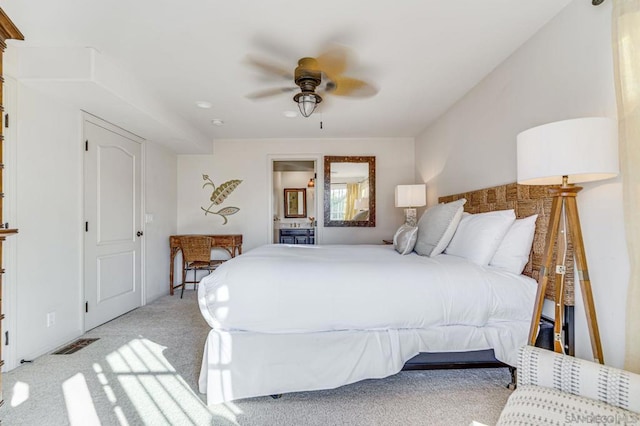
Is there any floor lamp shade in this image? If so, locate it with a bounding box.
[517,117,619,185]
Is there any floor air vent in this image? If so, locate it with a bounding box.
[53,338,100,355]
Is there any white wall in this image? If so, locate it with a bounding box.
[14,85,84,361]
[177,138,415,251]
[415,0,628,367]
[144,143,178,302]
[5,81,178,365]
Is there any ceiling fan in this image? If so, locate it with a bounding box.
[246,45,378,118]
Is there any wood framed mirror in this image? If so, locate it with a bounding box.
[323,156,376,227]
[284,188,307,218]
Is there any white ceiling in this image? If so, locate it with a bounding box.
[1,0,572,152]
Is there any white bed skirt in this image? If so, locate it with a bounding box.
[198,321,527,405]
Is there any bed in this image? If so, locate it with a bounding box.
[197,183,574,404]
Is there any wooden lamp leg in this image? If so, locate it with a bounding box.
[565,196,604,364]
[529,194,563,345]
[553,202,567,354]
[529,183,604,364]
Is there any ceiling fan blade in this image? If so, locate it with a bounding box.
[246,87,297,100]
[315,45,352,78]
[245,56,294,80]
[329,77,378,98]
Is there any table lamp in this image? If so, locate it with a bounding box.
[354,198,369,211]
[517,117,618,364]
[395,184,426,226]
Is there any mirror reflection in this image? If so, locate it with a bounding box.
[284,188,307,218]
[324,156,376,227]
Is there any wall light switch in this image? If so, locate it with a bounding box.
[145,213,154,224]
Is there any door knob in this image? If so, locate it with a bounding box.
[136,231,144,237]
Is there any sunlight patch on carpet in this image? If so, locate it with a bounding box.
[11,381,29,407]
[104,338,238,425]
[62,373,101,425]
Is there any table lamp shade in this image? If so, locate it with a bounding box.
[517,117,619,185]
[395,184,426,208]
[354,198,369,210]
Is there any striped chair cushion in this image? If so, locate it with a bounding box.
[497,384,639,425]
[516,345,640,413]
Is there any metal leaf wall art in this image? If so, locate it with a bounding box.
[201,174,242,224]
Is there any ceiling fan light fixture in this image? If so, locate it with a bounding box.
[294,92,322,118]
[246,49,377,115]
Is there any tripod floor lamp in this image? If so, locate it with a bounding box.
[517,117,618,364]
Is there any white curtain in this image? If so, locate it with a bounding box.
[344,183,359,220]
[612,0,640,372]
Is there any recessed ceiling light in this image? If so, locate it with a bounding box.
[211,119,225,126]
[283,111,298,118]
[196,101,213,109]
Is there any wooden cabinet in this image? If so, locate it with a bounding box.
[279,228,315,245]
[0,8,23,407]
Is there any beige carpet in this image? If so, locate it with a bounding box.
[0,290,512,425]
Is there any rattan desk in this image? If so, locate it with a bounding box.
[169,234,242,295]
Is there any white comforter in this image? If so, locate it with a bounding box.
[198,244,536,333]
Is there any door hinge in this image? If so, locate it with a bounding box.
[85,140,88,151]
[85,222,88,232]
[5,331,8,345]
[4,113,8,128]
[85,302,88,313]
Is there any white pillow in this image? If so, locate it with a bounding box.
[445,209,516,266]
[393,224,418,255]
[490,214,538,274]
[414,198,466,257]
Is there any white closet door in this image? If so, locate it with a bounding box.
[84,116,143,330]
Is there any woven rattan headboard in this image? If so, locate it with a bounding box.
[439,182,574,305]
